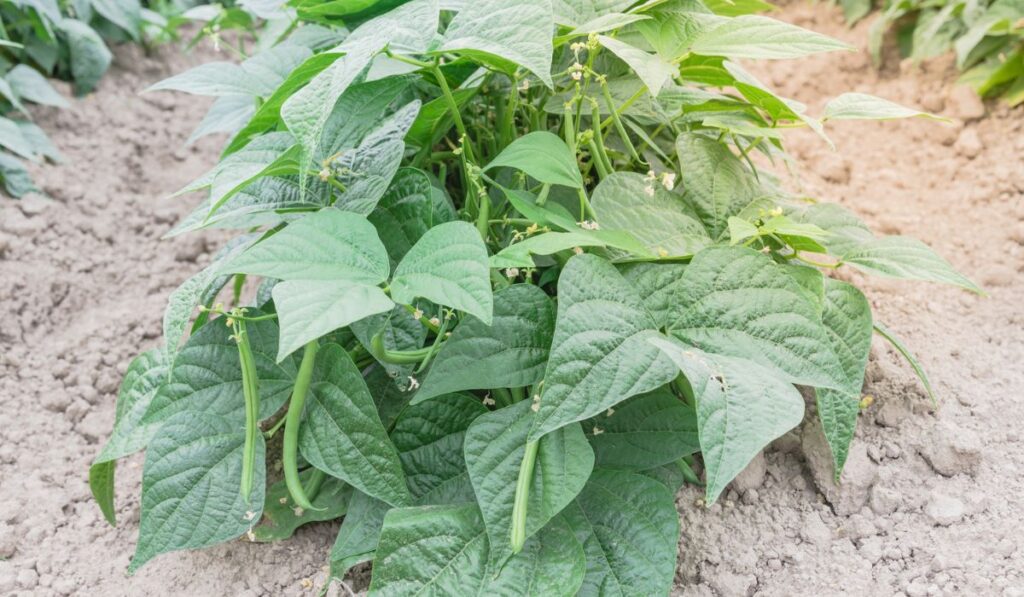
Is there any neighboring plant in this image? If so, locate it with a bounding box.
[90,0,979,593]
[0,0,180,197]
[843,0,1024,105]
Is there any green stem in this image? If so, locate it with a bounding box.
[432,61,473,161]
[235,319,260,503]
[590,101,614,174]
[284,340,321,511]
[416,314,452,373]
[601,82,642,164]
[232,274,246,307]
[305,468,328,502]
[587,138,610,180]
[264,414,287,439]
[600,86,645,130]
[510,440,539,553]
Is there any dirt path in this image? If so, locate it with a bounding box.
[0,4,1020,596]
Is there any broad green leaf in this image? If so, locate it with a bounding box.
[5,64,69,107]
[146,62,261,97]
[391,393,487,503]
[365,365,416,428]
[790,203,874,257]
[226,209,390,284]
[552,0,634,27]
[675,131,763,239]
[438,0,556,88]
[721,61,829,144]
[529,254,678,440]
[841,236,981,292]
[591,171,710,258]
[0,117,37,161]
[187,95,255,145]
[0,153,36,197]
[490,231,609,268]
[93,0,143,39]
[484,131,583,189]
[562,469,680,596]
[416,285,555,402]
[561,13,650,38]
[319,77,413,160]
[93,349,170,469]
[204,133,302,216]
[617,262,688,329]
[464,400,594,565]
[640,461,687,492]
[145,313,298,425]
[130,411,265,573]
[598,35,676,94]
[406,88,478,149]
[703,0,775,16]
[369,168,456,266]
[635,7,718,60]
[329,490,390,580]
[281,44,377,167]
[273,281,394,361]
[0,78,27,116]
[815,279,872,479]
[89,461,116,527]
[667,246,846,389]
[252,470,352,542]
[390,221,493,324]
[299,344,412,507]
[369,503,489,595]
[691,15,853,60]
[167,177,329,236]
[728,216,760,244]
[336,0,440,54]
[481,515,586,596]
[823,93,944,121]
[652,338,804,503]
[582,387,699,470]
[59,19,112,94]
[328,101,421,215]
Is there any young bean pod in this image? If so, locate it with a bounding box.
[233,317,260,503]
[283,340,320,511]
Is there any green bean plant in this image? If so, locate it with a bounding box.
[842,0,1024,105]
[90,0,980,593]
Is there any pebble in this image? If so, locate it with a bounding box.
[16,567,38,589]
[919,421,984,477]
[870,485,901,515]
[925,492,965,526]
[859,537,884,563]
[954,128,984,159]
[946,86,986,121]
[801,511,832,547]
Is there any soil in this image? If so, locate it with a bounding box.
[0,3,1021,596]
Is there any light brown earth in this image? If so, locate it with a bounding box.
[0,3,1020,595]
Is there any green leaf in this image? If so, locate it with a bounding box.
[252,470,352,542]
[89,460,116,527]
[815,279,872,479]
[790,203,874,257]
[591,171,710,258]
[145,313,298,426]
[562,469,680,596]
[205,133,302,217]
[490,231,609,268]
[582,386,699,470]
[226,208,391,284]
[390,221,493,324]
[703,0,775,16]
[92,0,143,39]
[406,88,478,149]
[635,8,718,61]
[319,77,414,161]
[146,62,260,96]
[560,12,650,39]
[823,93,944,121]
[369,168,456,266]
[484,131,583,189]
[552,0,634,27]
[299,344,412,507]
[391,393,487,503]
[59,18,112,94]
[675,131,763,239]
[481,515,586,596]
[330,490,390,580]
[651,338,804,504]
[841,236,981,293]
[130,411,265,573]
[0,153,35,197]
[464,400,594,565]
[352,306,428,387]
[416,285,555,402]
[598,35,676,95]
[187,95,257,145]
[93,349,170,468]
[691,15,853,60]
[529,254,678,440]
[617,262,688,329]
[335,0,440,54]
[273,281,394,362]
[5,64,69,108]
[437,0,556,88]
[0,116,37,161]
[667,246,847,390]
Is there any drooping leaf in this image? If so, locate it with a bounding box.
[666,246,847,390]
[591,171,711,258]
[651,337,805,503]
[815,279,873,479]
[490,231,611,268]
[841,236,981,293]
[5,64,69,107]
[823,93,944,121]
[529,254,678,440]
[89,460,116,527]
[187,94,256,145]
[204,133,302,216]
[225,208,390,284]
[874,322,937,405]
[390,221,493,324]
[484,131,583,189]
[299,344,412,507]
[582,386,699,470]
[273,280,394,361]
[598,35,676,95]
[464,400,594,565]
[336,0,440,54]
[130,411,266,573]
[562,469,680,596]
[437,0,556,88]
[691,15,853,60]
[415,285,555,402]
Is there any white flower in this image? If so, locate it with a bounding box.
[531,402,540,412]
[606,407,615,417]
[318,167,331,181]
[769,206,784,217]
[644,184,656,197]
[482,395,496,406]
[407,376,420,391]
[660,172,676,190]
[578,220,600,231]
[429,316,441,327]
[293,507,305,517]
[592,426,605,435]
[412,308,424,320]
[504,267,520,279]
[573,246,584,255]
[571,70,583,81]
[244,511,256,521]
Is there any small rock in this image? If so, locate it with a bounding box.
[803,421,878,515]
[921,93,945,113]
[874,399,910,428]
[76,410,110,443]
[954,128,983,159]
[17,196,51,217]
[16,567,38,589]
[801,511,832,547]
[859,537,884,563]
[731,451,767,494]
[707,569,756,596]
[946,86,986,121]
[906,580,930,597]
[919,421,983,477]
[870,485,901,515]
[925,491,965,526]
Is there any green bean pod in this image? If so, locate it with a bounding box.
[283,340,320,511]
[510,439,539,553]
[235,318,260,503]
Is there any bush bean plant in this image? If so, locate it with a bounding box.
[90,0,980,593]
[843,0,1024,105]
